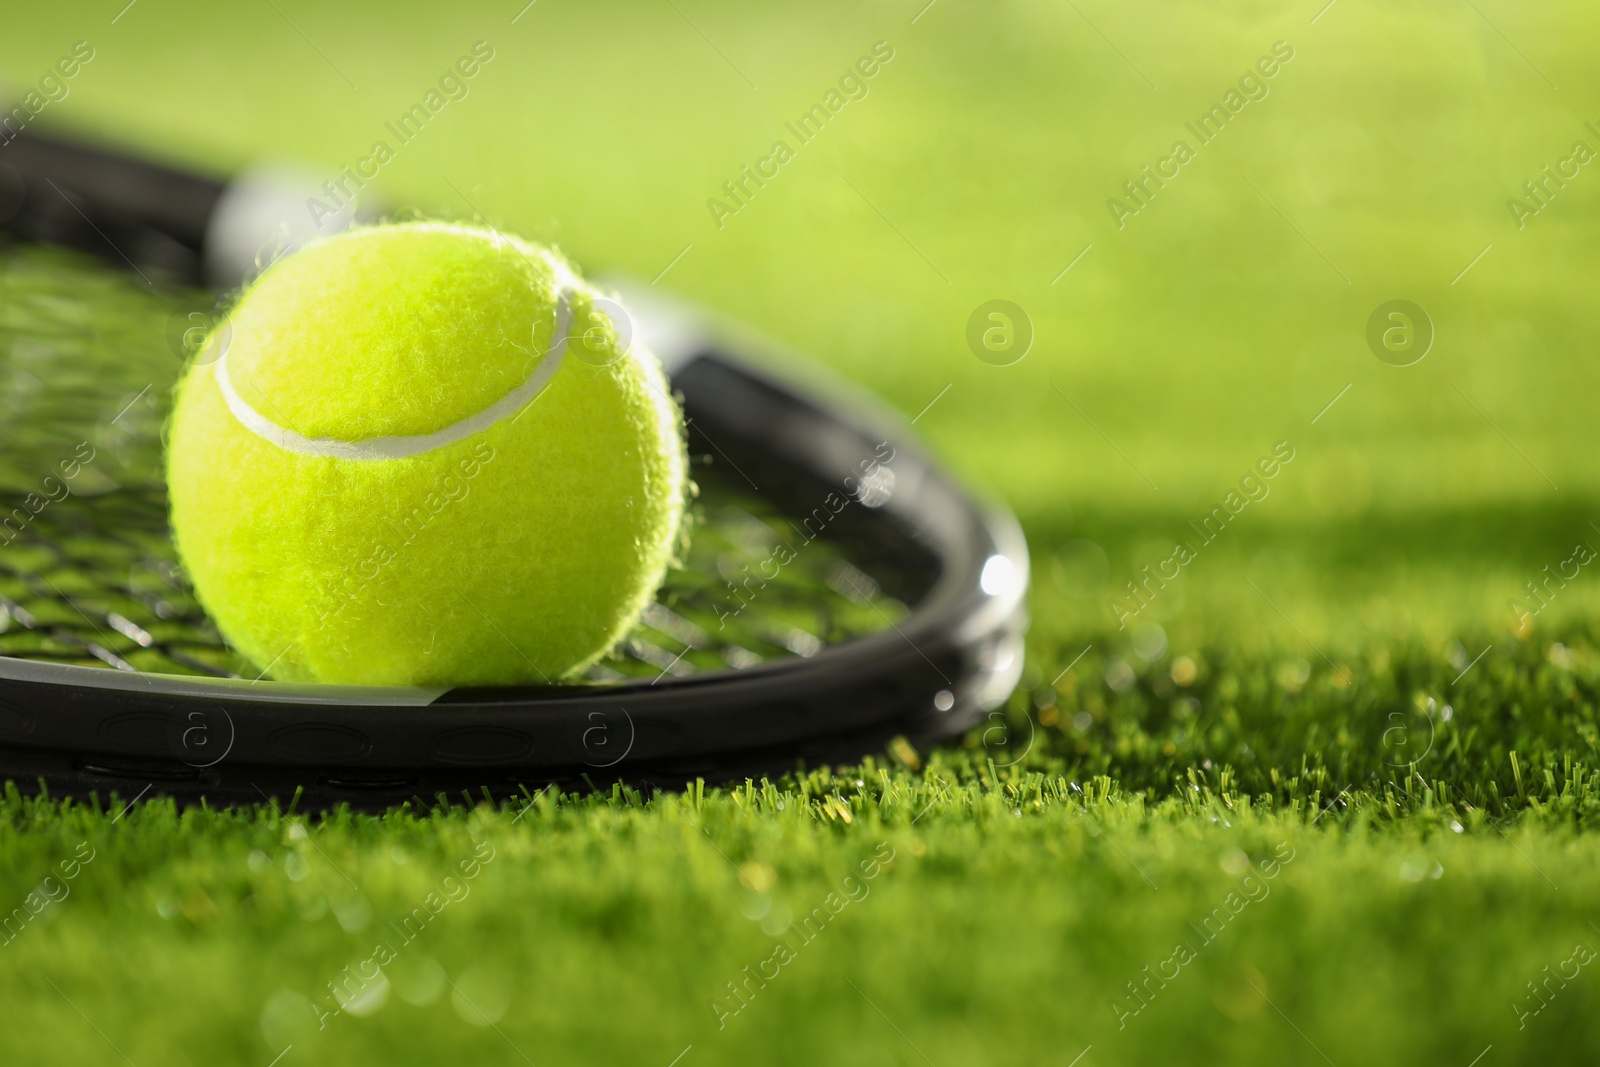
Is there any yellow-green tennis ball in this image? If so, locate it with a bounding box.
[166,222,687,686]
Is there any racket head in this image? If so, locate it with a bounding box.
[0,166,1026,808]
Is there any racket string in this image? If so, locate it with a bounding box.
[0,243,916,683]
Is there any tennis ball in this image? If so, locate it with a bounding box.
[166,222,687,686]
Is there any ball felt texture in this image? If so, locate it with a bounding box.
[166,222,687,686]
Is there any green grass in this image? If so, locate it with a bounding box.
[5,0,1600,1061]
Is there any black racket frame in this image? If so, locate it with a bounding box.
[0,132,1029,808]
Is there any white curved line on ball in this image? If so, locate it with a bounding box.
[213,273,578,462]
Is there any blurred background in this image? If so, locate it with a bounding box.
[4,0,1596,656]
[4,1,1600,1062]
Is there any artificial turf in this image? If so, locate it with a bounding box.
[5,0,1600,1062]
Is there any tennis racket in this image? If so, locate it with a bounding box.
[0,130,1028,808]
